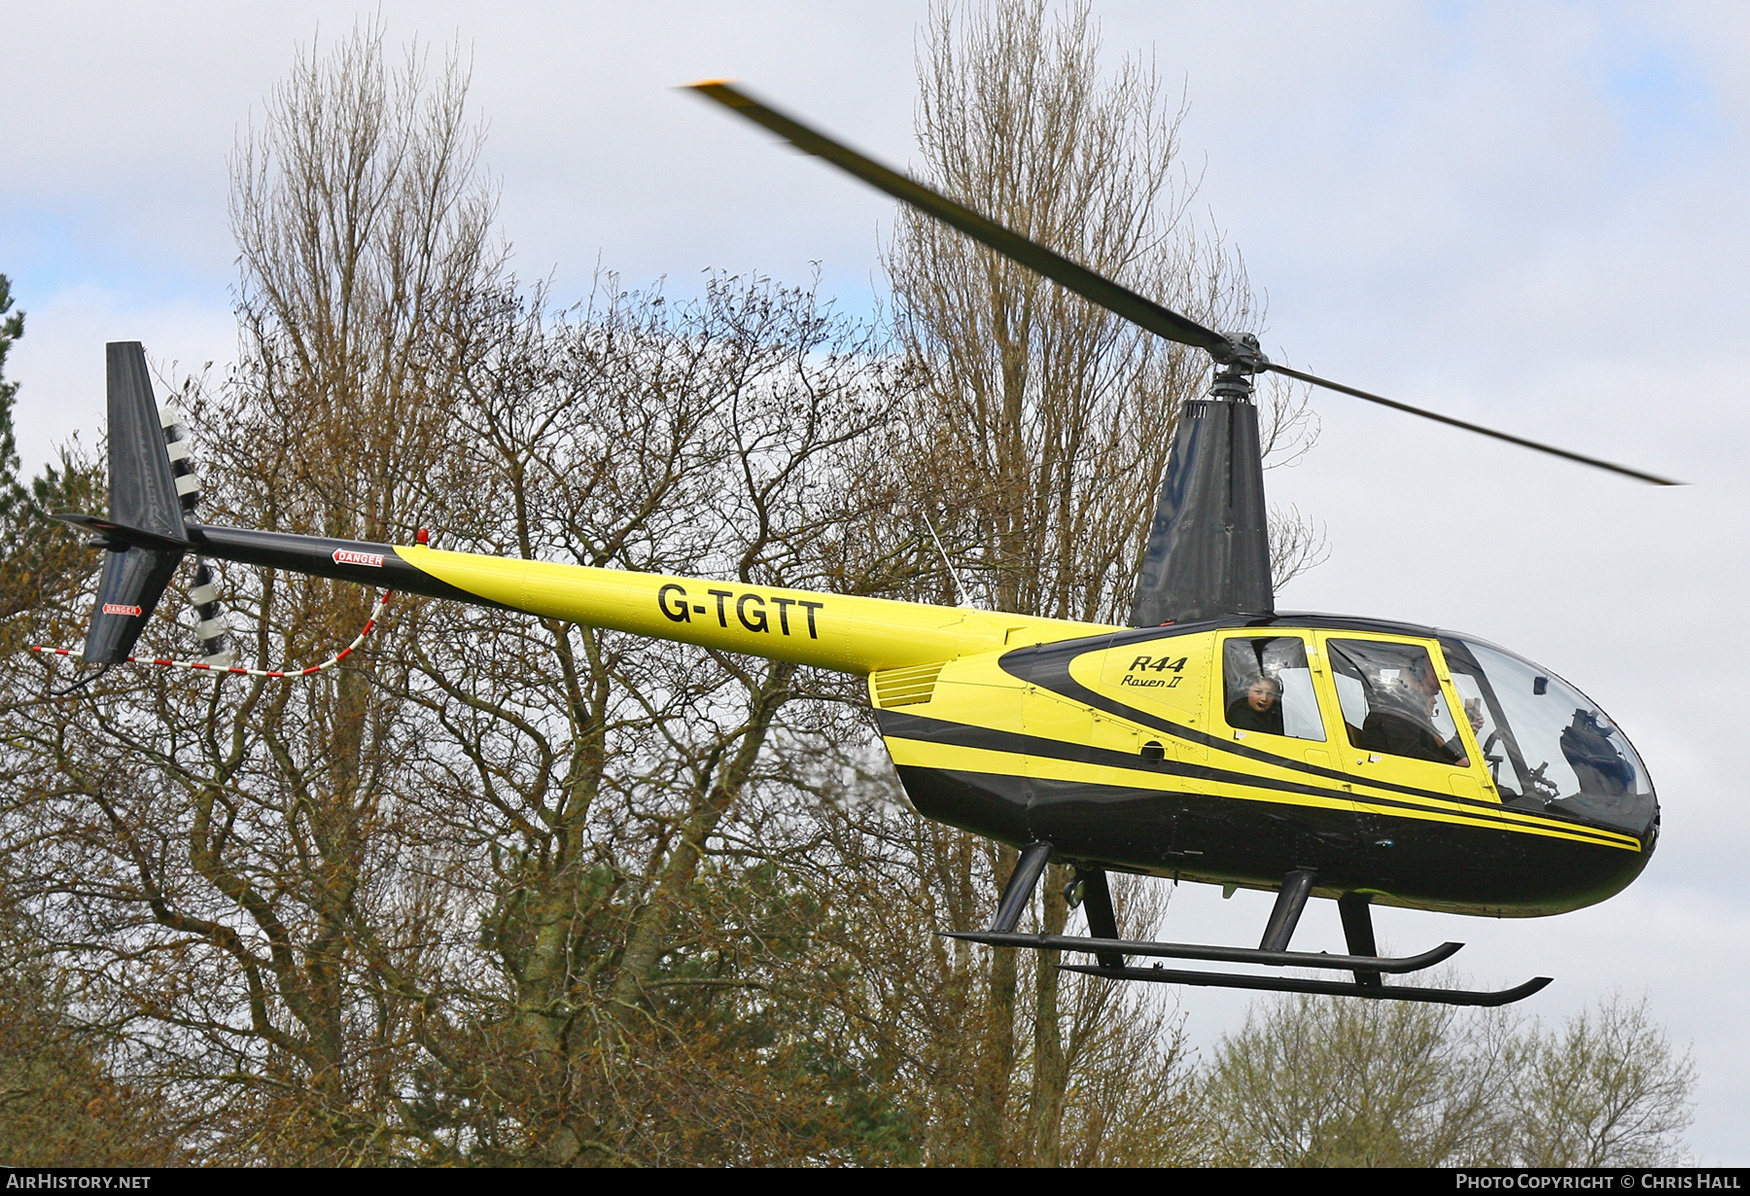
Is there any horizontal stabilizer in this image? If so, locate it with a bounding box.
[54,512,192,553]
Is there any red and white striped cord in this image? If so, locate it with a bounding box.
[31,591,394,678]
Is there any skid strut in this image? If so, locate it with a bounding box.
[1339,892,1383,988]
[1260,867,1318,952]
[1075,867,1124,969]
[989,841,1053,933]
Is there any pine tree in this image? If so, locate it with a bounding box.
[0,274,26,515]
[0,274,103,626]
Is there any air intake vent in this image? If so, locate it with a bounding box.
[871,661,945,709]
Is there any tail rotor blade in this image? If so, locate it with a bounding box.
[1265,363,1681,486]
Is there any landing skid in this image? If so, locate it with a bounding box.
[945,929,1464,973]
[1058,962,1552,1007]
[948,930,1547,1005]
[969,845,1554,1007]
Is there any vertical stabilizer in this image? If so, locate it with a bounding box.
[80,344,188,664]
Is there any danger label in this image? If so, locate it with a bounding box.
[332,549,385,568]
[102,603,144,617]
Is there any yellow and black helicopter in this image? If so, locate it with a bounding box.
[52,83,1674,1007]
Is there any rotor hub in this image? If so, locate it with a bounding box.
[1214,331,1268,374]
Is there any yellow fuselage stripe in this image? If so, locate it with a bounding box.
[399,545,1116,675]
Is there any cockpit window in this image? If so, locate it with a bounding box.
[1221,636,1325,741]
[1326,639,1469,767]
[1439,637,1654,835]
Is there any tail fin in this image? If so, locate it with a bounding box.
[76,344,189,664]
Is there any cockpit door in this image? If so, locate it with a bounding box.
[1313,631,1495,804]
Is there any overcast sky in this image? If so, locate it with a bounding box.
[3,1,1746,1162]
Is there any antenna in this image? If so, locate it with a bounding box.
[924,513,975,609]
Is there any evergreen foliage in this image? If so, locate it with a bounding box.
[0,275,26,517]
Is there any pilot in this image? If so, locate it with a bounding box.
[1227,674,1285,735]
[1362,655,1469,767]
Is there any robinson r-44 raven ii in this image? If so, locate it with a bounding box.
[47,83,1673,1007]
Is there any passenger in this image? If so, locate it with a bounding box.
[1227,674,1285,736]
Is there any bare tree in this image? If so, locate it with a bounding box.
[0,24,501,1164]
[1203,986,1516,1166]
[1,9,1368,1166]
[1201,989,1694,1167]
[888,0,1317,626]
[387,272,915,1163]
[879,0,1312,1163]
[0,897,186,1166]
[229,23,498,544]
[1508,994,1696,1167]
[8,26,999,1158]
[0,295,176,1161]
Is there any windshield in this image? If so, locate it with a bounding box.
[1439,636,1655,836]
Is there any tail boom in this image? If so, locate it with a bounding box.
[68,341,1102,677]
[185,524,1116,675]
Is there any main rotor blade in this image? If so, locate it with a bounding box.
[690,81,1676,487]
[1265,362,1681,486]
[687,79,1233,358]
